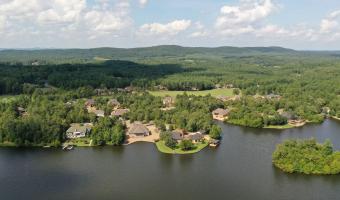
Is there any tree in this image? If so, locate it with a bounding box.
[165,137,177,149]
[179,140,194,151]
[209,125,221,139]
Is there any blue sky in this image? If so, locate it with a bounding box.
[1,0,340,50]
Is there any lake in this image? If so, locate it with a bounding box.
[1,119,340,200]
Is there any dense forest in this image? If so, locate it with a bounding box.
[272,139,340,174]
[0,46,340,145]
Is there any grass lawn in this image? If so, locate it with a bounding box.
[0,141,18,147]
[264,124,294,129]
[149,88,234,98]
[155,141,208,154]
[0,95,19,103]
[63,138,92,147]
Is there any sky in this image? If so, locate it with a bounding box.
[1,0,340,50]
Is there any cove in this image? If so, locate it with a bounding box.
[0,119,339,200]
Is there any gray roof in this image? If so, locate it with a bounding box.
[280,112,296,120]
[108,99,120,106]
[128,122,149,135]
[187,133,204,141]
[66,123,92,133]
[171,131,183,140]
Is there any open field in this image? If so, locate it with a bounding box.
[149,88,234,98]
[0,95,19,103]
[155,141,208,154]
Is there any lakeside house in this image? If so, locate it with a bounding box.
[170,130,206,143]
[212,108,230,120]
[128,122,150,137]
[108,99,121,109]
[111,108,129,117]
[66,123,93,139]
[187,132,204,143]
[171,130,184,141]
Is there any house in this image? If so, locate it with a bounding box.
[128,122,150,137]
[108,99,121,108]
[279,111,297,121]
[95,88,110,96]
[93,110,105,117]
[111,109,129,117]
[266,94,282,100]
[66,123,93,139]
[85,99,95,108]
[163,96,175,107]
[171,130,184,141]
[16,107,28,117]
[31,61,40,66]
[212,108,230,120]
[187,132,204,143]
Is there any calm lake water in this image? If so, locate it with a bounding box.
[1,119,340,200]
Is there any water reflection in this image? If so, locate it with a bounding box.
[0,120,340,200]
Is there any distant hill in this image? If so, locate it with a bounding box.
[0,45,337,65]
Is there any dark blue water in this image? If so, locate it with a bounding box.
[0,119,340,200]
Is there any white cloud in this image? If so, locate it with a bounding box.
[139,20,191,36]
[320,10,340,33]
[0,16,6,32]
[320,19,338,33]
[84,10,130,32]
[37,0,86,24]
[215,0,276,35]
[139,0,148,7]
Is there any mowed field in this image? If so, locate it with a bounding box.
[0,95,18,103]
[149,88,234,98]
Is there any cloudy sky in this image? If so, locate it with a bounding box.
[1,0,340,50]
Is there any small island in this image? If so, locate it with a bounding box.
[272,139,340,175]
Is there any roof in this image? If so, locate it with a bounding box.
[171,131,184,140]
[85,99,95,106]
[128,122,149,135]
[93,110,105,117]
[17,107,26,112]
[67,123,92,133]
[212,108,229,116]
[108,99,120,106]
[280,112,296,120]
[266,94,281,99]
[187,132,204,141]
[111,109,129,116]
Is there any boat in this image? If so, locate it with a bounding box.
[209,139,220,147]
[62,145,75,151]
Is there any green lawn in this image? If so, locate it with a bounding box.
[149,88,234,98]
[155,141,208,154]
[264,124,294,129]
[63,138,92,147]
[0,95,19,103]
